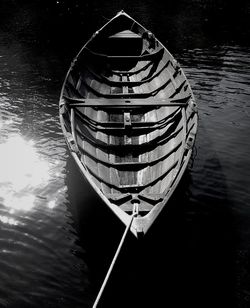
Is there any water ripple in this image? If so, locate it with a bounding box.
[181,46,250,220]
[0,25,250,307]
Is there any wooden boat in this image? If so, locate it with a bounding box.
[59,11,198,238]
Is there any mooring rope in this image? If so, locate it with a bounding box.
[92,205,138,308]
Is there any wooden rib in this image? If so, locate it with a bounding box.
[82,60,170,87]
[77,135,182,169]
[73,106,181,134]
[78,75,172,99]
[74,116,183,151]
[70,108,79,153]
[111,60,152,76]
[84,158,178,192]
[84,47,164,61]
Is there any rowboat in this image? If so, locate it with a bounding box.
[59,11,198,238]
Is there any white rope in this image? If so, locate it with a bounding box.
[92,208,137,308]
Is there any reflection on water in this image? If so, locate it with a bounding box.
[0,135,50,213]
[0,7,249,307]
[0,215,18,226]
[179,46,250,214]
[0,33,91,308]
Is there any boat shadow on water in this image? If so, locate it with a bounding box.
[65,125,237,308]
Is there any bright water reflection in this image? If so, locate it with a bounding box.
[0,134,51,213]
[0,37,88,305]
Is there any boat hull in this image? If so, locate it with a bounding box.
[59,11,198,237]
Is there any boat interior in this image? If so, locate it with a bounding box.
[60,13,197,217]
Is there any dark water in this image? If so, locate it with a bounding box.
[0,1,250,307]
